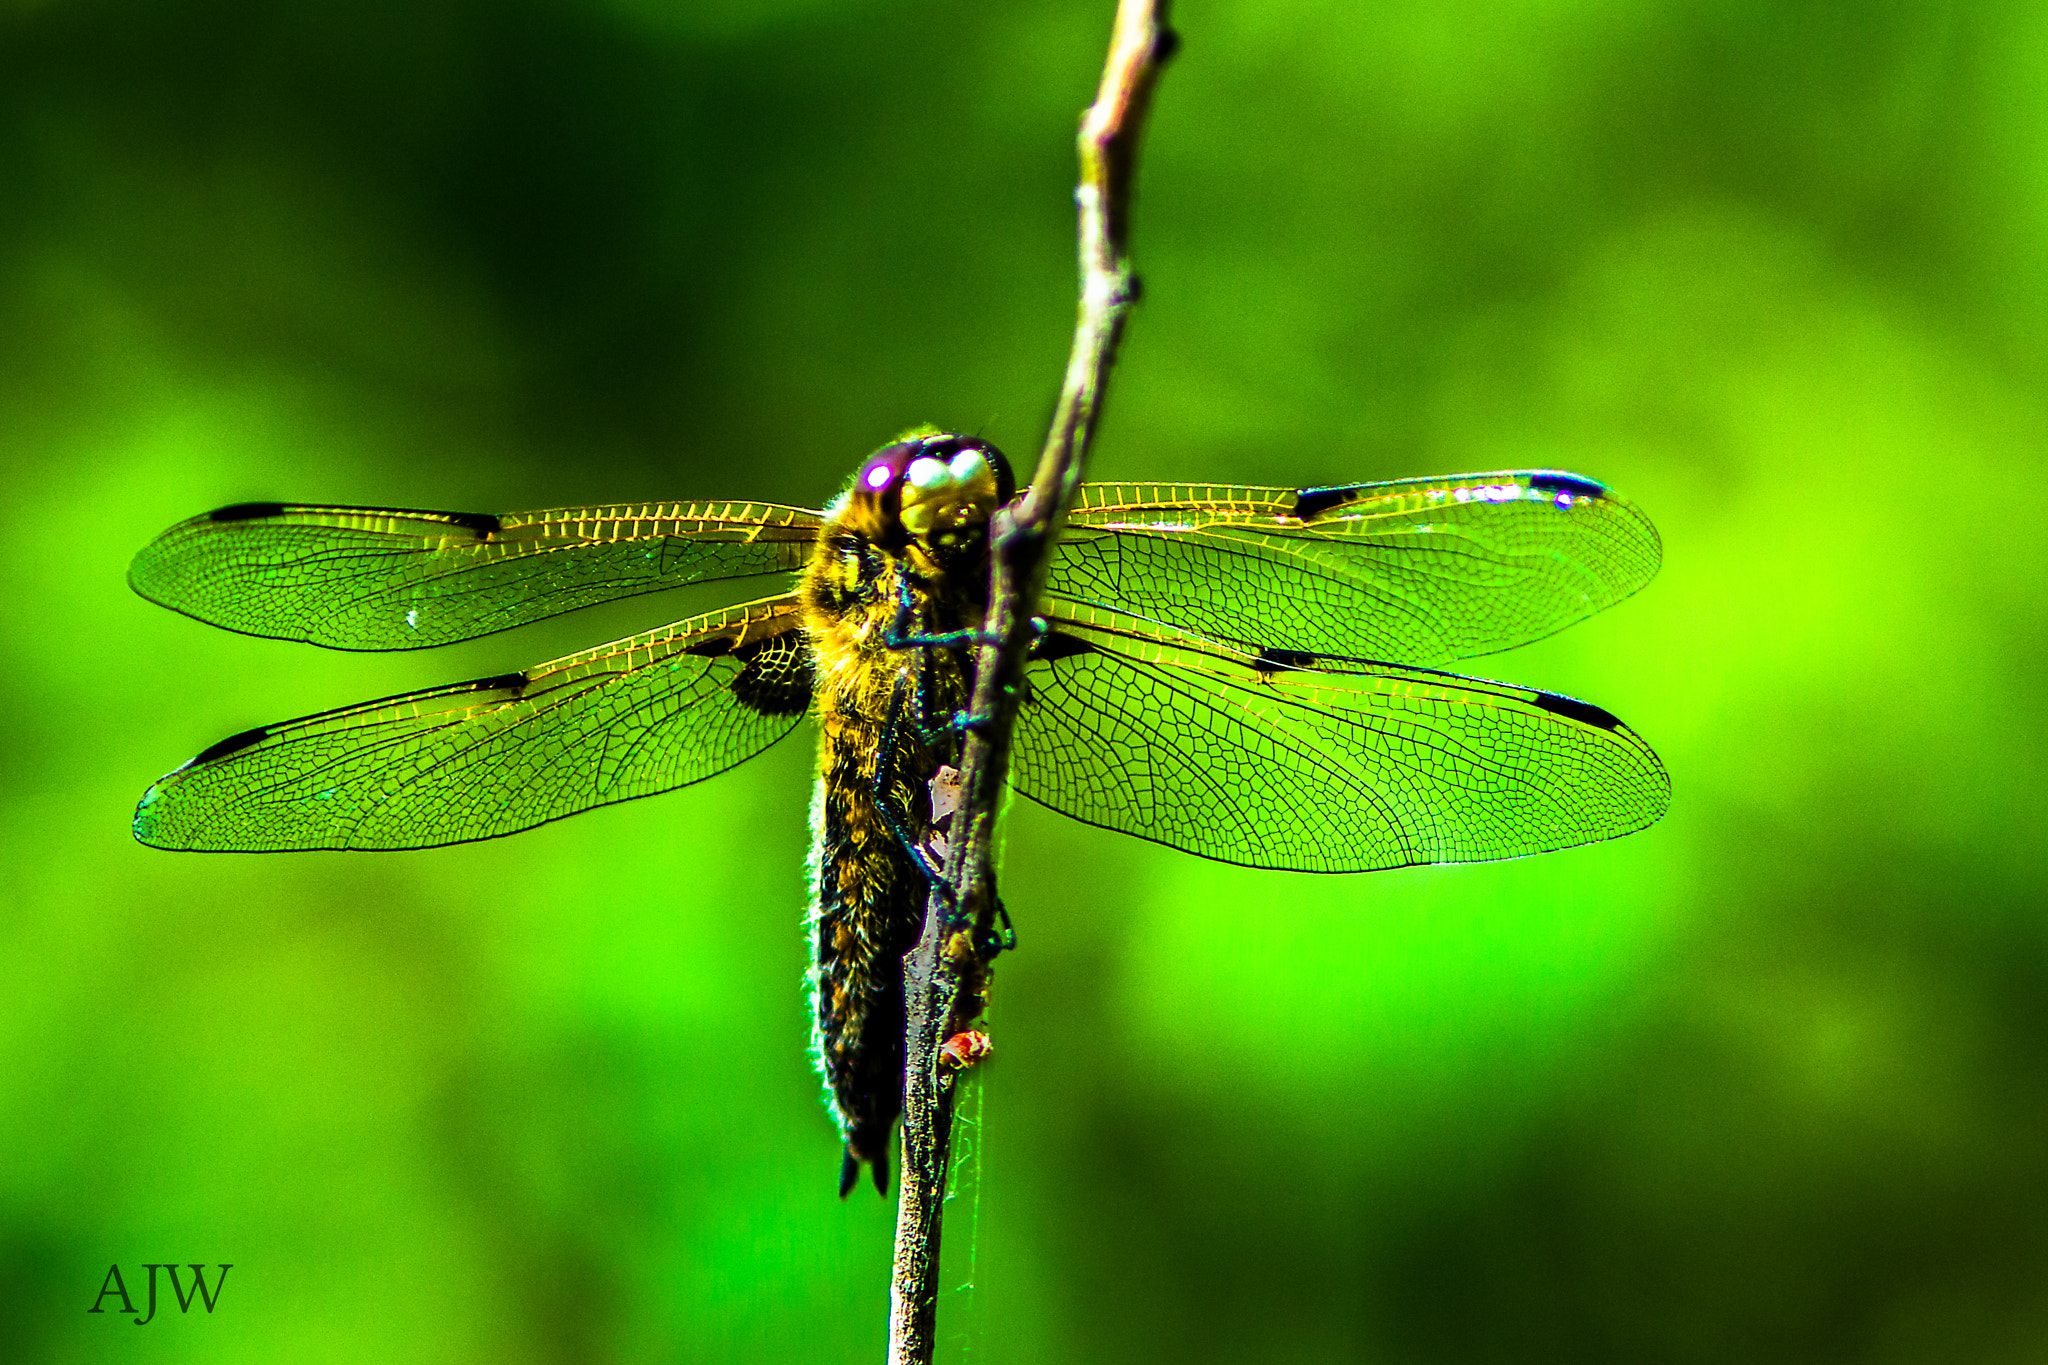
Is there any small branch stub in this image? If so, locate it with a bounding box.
[886,3,1176,1363]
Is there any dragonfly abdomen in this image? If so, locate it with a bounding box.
[798,456,990,1193]
[807,701,939,1195]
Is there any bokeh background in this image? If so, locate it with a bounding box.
[5,0,2047,1360]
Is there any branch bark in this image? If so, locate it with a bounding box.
[887,3,1175,1362]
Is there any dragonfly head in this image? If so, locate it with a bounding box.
[843,433,1015,552]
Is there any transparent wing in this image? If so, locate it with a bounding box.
[133,595,814,851]
[1052,471,1660,666]
[130,499,823,650]
[1011,606,1669,873]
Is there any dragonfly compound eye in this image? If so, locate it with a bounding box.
[901,448,1003,542]
[855,445,916,496]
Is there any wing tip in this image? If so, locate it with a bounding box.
[131,783,186,851]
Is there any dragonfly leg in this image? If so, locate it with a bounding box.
[912,614,1053,742]
[873,673,950,890]
[977,895,1017,957]
[882,573,1005,652]
[938,636,1040,738]
[872,685,1011,964]
[875,583,1029,955]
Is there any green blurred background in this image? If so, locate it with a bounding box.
[5,0,2046,1359]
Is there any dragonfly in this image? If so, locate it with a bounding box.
[129,429,1670,1194]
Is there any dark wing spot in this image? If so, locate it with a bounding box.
[1033,631,1097,662]
[729,633,814,717]
[1254,647,1319,672]
[682,636,736,658]
[469,672,529,698]
[1528,473,1608,501]
[1533,691,1623,731]
[209,502,287,523]
[193,725,269,763]
[447,511,501,537]
[732,666,811,717]
[1290,484,1372,522]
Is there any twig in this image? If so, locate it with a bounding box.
[886,3,1176,1362]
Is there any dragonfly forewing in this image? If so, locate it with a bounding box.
[129,500,823,650]
[1052,471,1660,667]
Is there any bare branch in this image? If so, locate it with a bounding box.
[887,3,1176,1361]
